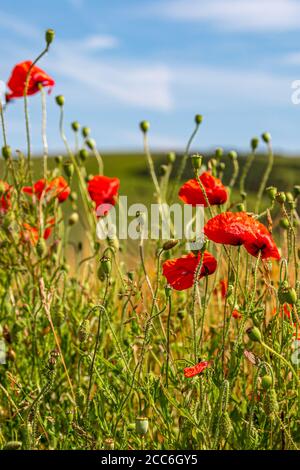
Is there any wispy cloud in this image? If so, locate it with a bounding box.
[59,34,119,52]
[283,52,300,65]
[147,0,300,32]
[0,10,40,39]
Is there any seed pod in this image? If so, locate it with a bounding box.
[220,412,233,440]
[86,138,96,150]
[45,29,55,46]
[276,192,286,204]
[140,121,150,133]
[278,281,297,305]
[261,132,271,144]
[163,239,179,251]
[78,319,90,343]
[135,416,149,436]
[191,154,202,169]
[264,388,279,419]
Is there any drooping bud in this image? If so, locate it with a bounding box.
[194,114,203,125]
[261,375,272,390]
[276,192,286,204]
[251,137,259,151]
[261,132,271,144]
[63,161,74,178]
[228,150,238,161]
[160,164,168,176]
[246,326,262,343]
[163,239,179,251]
[79,149,89,162]
[55,95,65,107]
[167,152,176,164]
[55,155,63,165]
[279,218,289,230]
[293,185,300,197]
[82,126,91,138]
[2,145,12,160]
[71,121,80,132]
[45,29,55,46]
[86,138,96,150]
[266,186,277,201]
[236,203,245,212]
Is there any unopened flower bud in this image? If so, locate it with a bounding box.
[261,375,272,390]
[167,152,176,164]
[140,120,150,133]
[71,121,80,132]
[279,218,289,230]
[215,147,223,159]
[86,138,96,150]
[55,155,63,165]
[266,186,277,201]
[293,185,300,197]
[236,203,245,212]
[79,149,89,162]
[246,326,262,343]
[100,256,111,277]
[2,145,12,160]
[82,126,91,138]
[63,161,74,178]
[251,137,259,151]
[55,95,65,107]
[135,417,149,436]
[228,150,238,160]
[165,284,172,298]
[276,192,286,204]
[45,29,55,46]
[163,239,179,251]
[195,114,203,125]
[160,164,168,176]
[261,132,271,144]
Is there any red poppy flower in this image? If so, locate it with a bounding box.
[87,175,120,215]
[204,211,280,259]
[232,309,242,319]
[178,172,228,207]
[184,361,209,378]
[0,180,12,214]
[214,279,228,298]
[22,177,70,203]
[162,251,217,291]
[21,221,53,246]
[6,61,55,100]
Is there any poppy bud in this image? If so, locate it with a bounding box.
[266,186,277,201]
[167,152,176,164]
[68,212,79,226]
[261,132,271,144]
[135,416,149,436]
[218,162,225,171]
[82,126,91,138]
[194,114,203,125]
[163,239,179,251]
[246,326,262,343]
[45,29,55,46]
[240,191,247,201]
[55,155,63,165]
[2,145,12,160]
[261,375,272,390]
[71,121,80,132]
[160,164,168,176]
[228,150,238,160]
[86,138,96,150]
[103,438,114,450]
[236,203,245,212]
[165,284,172,298]
[140,120,150,133]
[55,95,65,107]
[127,271,134,281]
[293,185,300,197]
[70,191,77,202]
[63,161,74,178]
[36,238,47,257]
[286,192,294,203]
[276,192,286,204]
[215,147,223,159]
[79,149,89,162]
[279,218,289,230]
[100,256,111,277]
[251,137,259,151]
[191,154,202,170]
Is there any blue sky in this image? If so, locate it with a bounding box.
[1,0,300,154]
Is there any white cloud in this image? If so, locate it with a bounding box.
[149,0,300,32]
[59,34,119,52]
[284,52,300,65]
[0,10,39,39]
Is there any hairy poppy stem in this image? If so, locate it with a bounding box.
[255,141,274,214]
[39,85,48,179]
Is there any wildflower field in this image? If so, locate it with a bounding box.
[0,30,300,451]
